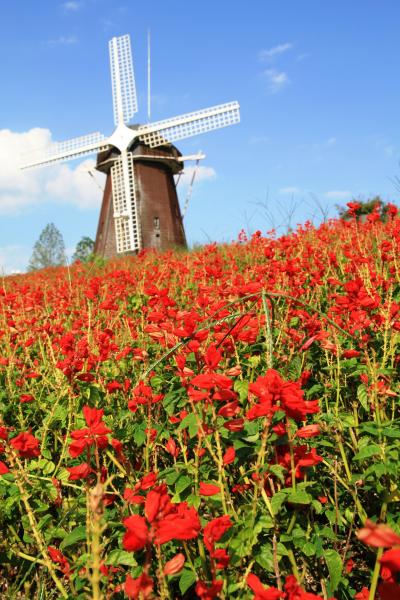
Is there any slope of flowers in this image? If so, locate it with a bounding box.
[0,210,400,599]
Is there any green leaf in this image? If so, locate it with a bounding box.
[325,549,342,594]
[353,444,381,461]
[179,569,196,595]
[163,391,179,416]
[186,493,201,509]
[317,526,337,540]
[287,490,312,505]
[165,469,180,486]
[255,545,274,571]
[60,526,87,550]
[257,514,274,530]
[133,425,146,446]
[360,422,380,436]
[105,549,137,567]
[37,513,52,531]
[175,474,192,495]
[56,468,70,482]
[179,413,199,438]
[271,491,288,516]
[382,426,400,439]
[150,375,164,388]
[268,464,286,484]
[88,385,102,404]
[357,384,369,411]
[234,379,249,401]
[41,460,55,475]
[364,462,387,479]
[302,542,316,556]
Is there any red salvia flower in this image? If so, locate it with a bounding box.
[222,446,235,465]
[195,579,223,600]
[163,553,186,575]
[247,369,319,422]
[379,548,400,574]
[69,405,111,458]
[122,515,150,551]
[354,588,369,600]
[20,394,34,403]
[47,546,71,578]
[10,432,40,458]
[199,482,221,496]
[378,581,400,600]
[0,461,9,474]
[203,515,232,552]
[155,502,201,544]
[212,548,230,569]
[165,437,179,458]
[247,573,284,599]
[122,486,201,550]
[295,424,320,438]
[284,575,333,599]
[124,573,154,599]
[67,462,92,481]
[357,520,400,547]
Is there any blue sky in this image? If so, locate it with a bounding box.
[1,0,399,272]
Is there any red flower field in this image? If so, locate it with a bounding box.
[0,209,400,599]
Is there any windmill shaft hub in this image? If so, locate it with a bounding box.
[108,122,136,152]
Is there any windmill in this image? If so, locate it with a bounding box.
[21,34,240,258]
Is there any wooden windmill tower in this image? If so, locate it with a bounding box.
[21,35,240,258]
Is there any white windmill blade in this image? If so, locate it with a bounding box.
[21,132,110,170]
[111,150,141,253]
[109,34,138,126]
[137,101,240,148]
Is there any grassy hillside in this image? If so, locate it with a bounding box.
[0,212,400,599]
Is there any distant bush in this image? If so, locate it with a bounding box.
[338,196,398,221]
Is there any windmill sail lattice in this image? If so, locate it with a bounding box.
[111,151,141,253]
[137,102,240,148]
[21,132,109,170]
[109,34,138,125]
[20,34,240,257]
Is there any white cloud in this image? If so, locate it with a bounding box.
[48,35,78,45]
[259,43,293,61]
[0,128,103,216]
[45,159,105,209]
[176,165,216,188]
[326,137,337,147]
[0,244,31,275]
[279,186,300,195]
[263,69,290,93]
[62,1,81,11]
[324,190,352,200]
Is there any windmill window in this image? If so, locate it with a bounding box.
[154,216,160,230]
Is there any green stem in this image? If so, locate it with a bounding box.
[369,547,383,600]
[336,436,352,481]
[287,549,300,580]
[369,503,388,600]
[261,291,274,368]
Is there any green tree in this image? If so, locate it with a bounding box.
[72,236,95,263]
[28,223,66,271]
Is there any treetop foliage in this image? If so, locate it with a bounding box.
[28,223,66,272]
